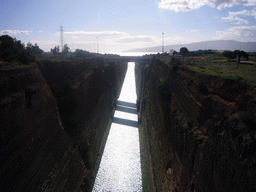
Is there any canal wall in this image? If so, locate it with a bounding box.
[0,59,127,191]
[136,58,256,191]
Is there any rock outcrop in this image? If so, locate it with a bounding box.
[0,59,127,191]
[136,58,256,191]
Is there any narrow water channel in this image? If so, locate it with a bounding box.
[92,62,142,191]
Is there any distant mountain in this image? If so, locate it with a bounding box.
[125,40,256,52]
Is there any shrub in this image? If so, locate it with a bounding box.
[1,49,16,62]
[17,50,35,65]
[172,64,178,72]
[0,35,41,65]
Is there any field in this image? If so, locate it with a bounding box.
[160,54,256,86]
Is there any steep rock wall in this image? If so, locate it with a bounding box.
[0,65,86,191]
[38,59,127,191]
[0,59,127,191]
[136,58,256,191]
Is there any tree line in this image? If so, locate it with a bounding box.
[50,44,70,54]
[0,35,43,65]
[177,47,249,62]
[222,50,249,62]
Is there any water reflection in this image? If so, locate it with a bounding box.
[92,62,142,191]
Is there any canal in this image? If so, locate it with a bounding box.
[92,62,142,191]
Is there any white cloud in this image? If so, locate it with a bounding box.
[221,9,256,24]
[51,30,161,52]
[221,16,249,24]
[190,29,201,32]
[158,0,206,12]
[229,9,256,19]
[216,25,256,40]
[165,35,200,45]
[71,36,79,39]
[116,36,155,43]
[64,30,128,36]
[29,40,57,45]
[57,30,204,52]
[209,0,256,8]
[0,29,29,35]
[158,0,256,12]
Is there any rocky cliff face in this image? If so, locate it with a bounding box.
[136,58,256,191]
[0,65,86,191]
[38,59,127,191]
[0,59,127,191]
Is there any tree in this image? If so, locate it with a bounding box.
[31,43,43,55]
[74,49,90,57]
[15,39,25,51]
[17,49,33,65]
[241,51,249,60]
[234,50,241,64]
[1,49,15,62]
[223,50,249,63]
[0,35,18,56]
[62,44,69,54]
[234,50,249,64]
[222,50,235,60]
[0,35,38,64]
[51,46,59,54]
[180,47,189,59]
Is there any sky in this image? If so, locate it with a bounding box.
[1,0,256,52]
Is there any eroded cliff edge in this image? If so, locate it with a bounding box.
[136,58,256,191]
[0,59,127,191]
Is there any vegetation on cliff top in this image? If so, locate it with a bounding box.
[0,35,43,64]
[160,48,256,85]
[0,35,100,70]
[186,60,256,85]
[0,35,44,70]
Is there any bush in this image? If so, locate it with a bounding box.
[1,49,16,62]
[172,64,179,72]
[17,50,33,65]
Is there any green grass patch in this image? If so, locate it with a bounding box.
[160,54,256,85]
[35,56,69,62]
[0,60,36,70]
[184,60,256,85]
[159,54,256,85]
[190,62,256,85]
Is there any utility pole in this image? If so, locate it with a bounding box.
[97,37,99,54]
[162,32,164,53]
[60,24,64,52]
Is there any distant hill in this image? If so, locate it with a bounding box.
[125,40,256,52]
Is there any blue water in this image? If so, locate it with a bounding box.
[92,62,142,192]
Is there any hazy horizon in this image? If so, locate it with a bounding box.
[1,0,256,52]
